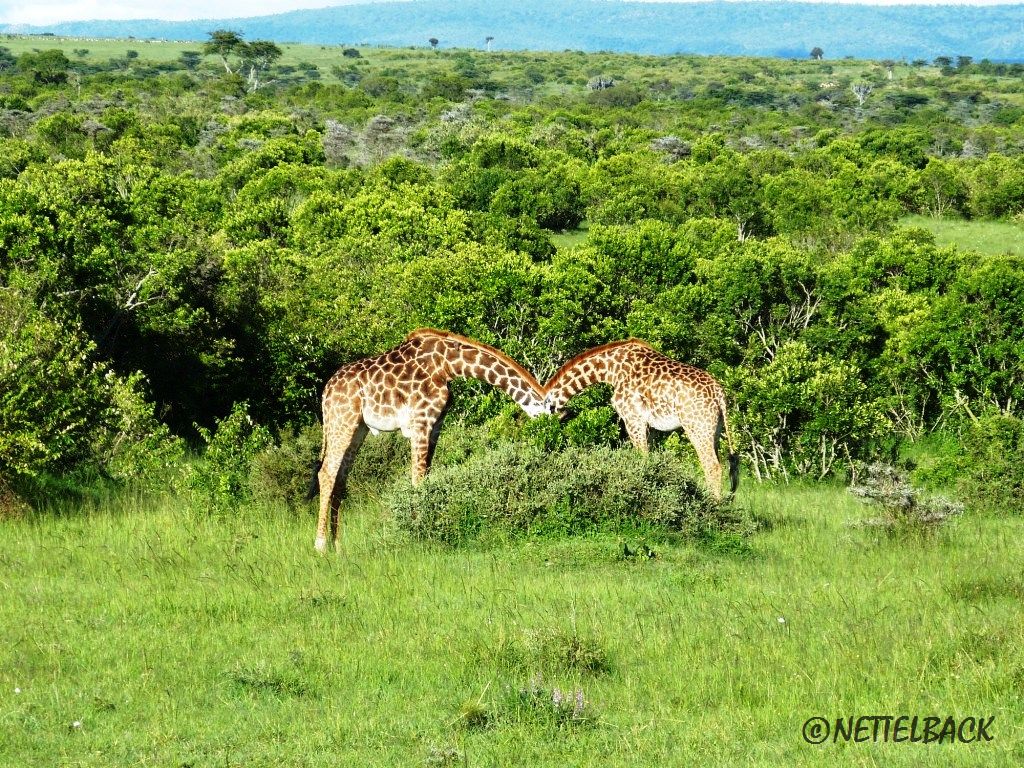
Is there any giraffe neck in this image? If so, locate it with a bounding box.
[413,331,548,416]
[544,343,636,411]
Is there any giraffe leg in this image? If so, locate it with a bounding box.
[409,391,450,485]
[623,417,650,452]
[315,415,367,553]
[684,427,723,501]
[329,422,368,551]
[613,396,649,452]
[409,416,445,484]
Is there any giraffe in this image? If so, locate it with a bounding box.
[542,340,739,499]
[311,328,549,552]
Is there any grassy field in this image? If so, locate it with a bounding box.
[902,215,1024,257]
[2,480,1022,766]
[8,33,1017,97]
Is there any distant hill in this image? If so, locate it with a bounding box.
[5,0,1024,62]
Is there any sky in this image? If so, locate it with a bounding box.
[0,0,1017,27]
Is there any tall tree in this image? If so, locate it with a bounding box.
[203,29,245,73]
[242,40,283,91]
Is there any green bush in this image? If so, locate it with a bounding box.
[385,443,727,545]
[1,287,182,488]
[249,422,322,507]
[915,414,1024,513]
[189,403,272,512]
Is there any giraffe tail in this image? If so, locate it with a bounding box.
[717,388,740,496]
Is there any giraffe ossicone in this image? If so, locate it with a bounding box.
[542,339,739,500]
[311,328,549,552]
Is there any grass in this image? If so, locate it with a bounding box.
[902,215,1024,257]
[2,481,1022,765]
[550,222,590,251]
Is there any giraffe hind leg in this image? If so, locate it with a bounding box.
[315,415,367,553]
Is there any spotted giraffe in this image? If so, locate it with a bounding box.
[311,328,549,552]
[543,340,739,499]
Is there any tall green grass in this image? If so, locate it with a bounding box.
[902,215,1024,257]
[2,483,1021,765]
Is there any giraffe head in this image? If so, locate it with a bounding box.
[525,395,555,418]
[541,391,560,415]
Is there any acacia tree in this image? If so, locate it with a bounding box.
[203,30,282,91]
[203,29,245,73]
[242,40,283,91]
[810,47,824,60]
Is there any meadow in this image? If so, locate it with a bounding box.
[3,34,1024,766]
[901,215,1024,257]
[3,479,1022,767]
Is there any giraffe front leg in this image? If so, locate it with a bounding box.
[617,407,650,452]
[613,393,649,452]
[409,393,449,485]
[686,429,723,501]
[410,426,431,485]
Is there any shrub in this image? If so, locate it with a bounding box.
[849,462,962,535]
[189,403,272,512]
[250,422,322,507]
[724,342,887,481]
[915,414,1024,513]
[1,288,182,488]
[386,443,727,545]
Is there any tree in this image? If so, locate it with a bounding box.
[485,36,495,52]
[17,49,70,84]
[429,38,439,50]
[850,82,872,106]
[178,50,202,70]
[203,29,245,73]
[810,47,824,60]
[918,158,968,218]
[241,40,283,91]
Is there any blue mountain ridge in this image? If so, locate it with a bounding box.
[6,0,1024,62]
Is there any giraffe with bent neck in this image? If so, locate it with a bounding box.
[543,340,739,499]
[312,328,549,552]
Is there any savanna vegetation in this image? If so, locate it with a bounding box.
[1,33,1023,765]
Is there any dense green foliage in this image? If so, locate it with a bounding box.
[1,38,1023,508]
[387,444,726,544]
